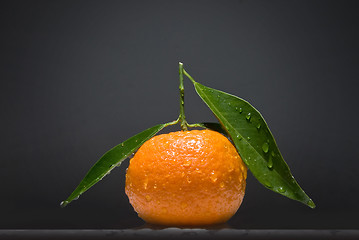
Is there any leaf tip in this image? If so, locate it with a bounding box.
[60,200,69,208]
[307,199,316,209]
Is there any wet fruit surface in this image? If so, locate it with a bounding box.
[125,129,247,226]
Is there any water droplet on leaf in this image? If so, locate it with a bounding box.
[264,180,272,188]
[262,142,269,153]
[239,108,243,113]
[60,201,69,207]
[246,113,251,121]
[267,156,273,169]
[278,186,286,193]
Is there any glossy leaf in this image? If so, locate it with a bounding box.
[199,122,227,136]
[192,81,315,208]
[61,124,166,207]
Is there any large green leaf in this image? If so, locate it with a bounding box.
[61,124,166,207]
[198,122,227,136]
[192,81,315,208]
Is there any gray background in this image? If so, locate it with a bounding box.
[1,0,358,229]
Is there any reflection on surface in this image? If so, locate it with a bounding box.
[135,222,232,230]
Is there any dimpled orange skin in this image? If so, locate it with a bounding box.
[125,129,247,226]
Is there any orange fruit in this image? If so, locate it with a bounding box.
[125,129,247,226]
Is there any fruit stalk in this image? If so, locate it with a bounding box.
[178,62,188,131]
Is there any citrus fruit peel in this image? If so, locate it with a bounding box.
[125,129,247,226]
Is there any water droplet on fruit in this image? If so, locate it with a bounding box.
[220,182,225,188]
[262,142,269,153]
[143,178,148,189]
[186,175,192,183]
[228,163,234,172]
[181,202,188,209]
[145,195,152,202]
[183,160,191,167]
[161,207,168,214]
[246,113,251,121]
[210,172,218,182]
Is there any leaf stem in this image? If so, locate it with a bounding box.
[178,62,188,131]
[183,69,196,84]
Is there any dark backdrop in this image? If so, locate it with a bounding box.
[1,0,358,229]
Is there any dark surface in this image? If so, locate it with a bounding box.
[1,229,359,240]
[1,0,359,229]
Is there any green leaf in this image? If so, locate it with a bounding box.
[61,124,167,207]
[192,81,315,208]
[199,122,228,135]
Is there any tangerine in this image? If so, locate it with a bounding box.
[125,129,247,226]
